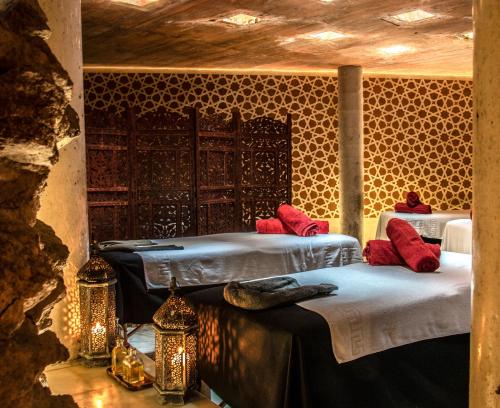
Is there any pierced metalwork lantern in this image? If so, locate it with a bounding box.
[77,243,117,366]
[153,278,198,405]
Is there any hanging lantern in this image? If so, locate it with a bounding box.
[153,278,198,405]
[77,243,117,366]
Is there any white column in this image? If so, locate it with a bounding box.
[470,1,500,407]
[338,65,364,244]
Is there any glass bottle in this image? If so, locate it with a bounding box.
[111,337,128,377]
[122,347,144,384]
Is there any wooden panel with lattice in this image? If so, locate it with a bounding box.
[85,107,292,241]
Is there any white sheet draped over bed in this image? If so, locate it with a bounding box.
[376,210,471,239]
[135,232,362,289]
[441,219,472,254]
[290,251,471,363]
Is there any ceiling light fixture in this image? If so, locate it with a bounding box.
[110,0,159,6]
[460,31,474,40]
[221,13,261,26]
[301,31,347,41]
[383,9,437,25]
[378,45,415,56]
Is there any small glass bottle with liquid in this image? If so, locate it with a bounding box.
[122,347,144,384]
[111,337,128,377]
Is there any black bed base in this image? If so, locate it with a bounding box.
[186,286,469,408]
[100,251,221,324]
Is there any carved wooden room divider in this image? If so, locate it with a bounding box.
[85,107,292,242]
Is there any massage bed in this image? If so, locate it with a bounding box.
[441,219,472,254]
[376,210,471,241]
[187,251,471,408]
[100,232,362,324]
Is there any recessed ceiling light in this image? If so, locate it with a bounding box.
[383,9,437,25]
[319,0,335,3]
[110,0,159,6]
[460,31,474,40]
[301,31,347,41]
[221,13,261,26]
[378,45,415,56]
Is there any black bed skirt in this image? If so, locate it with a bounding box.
[100,251,221,324]
[186,286,469,408]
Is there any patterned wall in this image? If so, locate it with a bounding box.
[84,72,472,218]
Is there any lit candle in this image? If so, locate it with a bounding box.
[91,322,107,353]
[170,346,188,387]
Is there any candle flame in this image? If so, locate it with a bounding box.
[92,322,106,335]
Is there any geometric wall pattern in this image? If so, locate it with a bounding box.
[84,72,472,218]
[363,77,473,217]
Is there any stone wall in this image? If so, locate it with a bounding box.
[0,0,81,406]
[38,0,88,358]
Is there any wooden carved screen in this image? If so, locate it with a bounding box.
[132,108,196,239]
[240,115,292,231]
[86,108,291,241]
[195,112,239,235]
[86,110,131,242]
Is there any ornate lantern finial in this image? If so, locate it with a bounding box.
[77,241,117,366]
[153,277,198,405]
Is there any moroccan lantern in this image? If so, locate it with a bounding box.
[77,243,117,366]
[153,278,198,405]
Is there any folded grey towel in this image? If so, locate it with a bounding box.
[99,240,184,252]
[223,276,337,310]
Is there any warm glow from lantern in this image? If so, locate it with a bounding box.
[153,279,198,404]
[77,250,117,365]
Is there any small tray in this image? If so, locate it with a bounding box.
[106,367,154,391]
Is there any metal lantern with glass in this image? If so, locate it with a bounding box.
[77,243,117,366]
[153,278,198,405]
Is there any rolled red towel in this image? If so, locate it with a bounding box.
[363,240,440,266]
[256,218,329,234]
[256,218,291,234]
[394,202,432,214]
[315,220,330,234]
[386,218,440,272]
[406,191,421,208]
[276,204,319,237]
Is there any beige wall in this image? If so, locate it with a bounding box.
[38,0,88,357]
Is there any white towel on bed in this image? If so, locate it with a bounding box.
[135,232,362,289]
[290,251,471,363]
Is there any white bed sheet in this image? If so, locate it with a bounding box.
[375,210,471,239]
[441,219,472,254]
[133,232,362,289]
[289,251,471,363]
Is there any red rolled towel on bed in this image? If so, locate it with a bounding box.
[394,202,432,214]
[315,220,330,234]
[363,240,440,266]
[276,204,319,237]
[256,218,291,234]
[257,217,329,234]
[406,191,421,208]
[386,218,440,272]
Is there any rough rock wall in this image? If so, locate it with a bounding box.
[38,0,88,359]
[0,0,78,406]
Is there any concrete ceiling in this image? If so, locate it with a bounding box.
[82,0,473,77]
